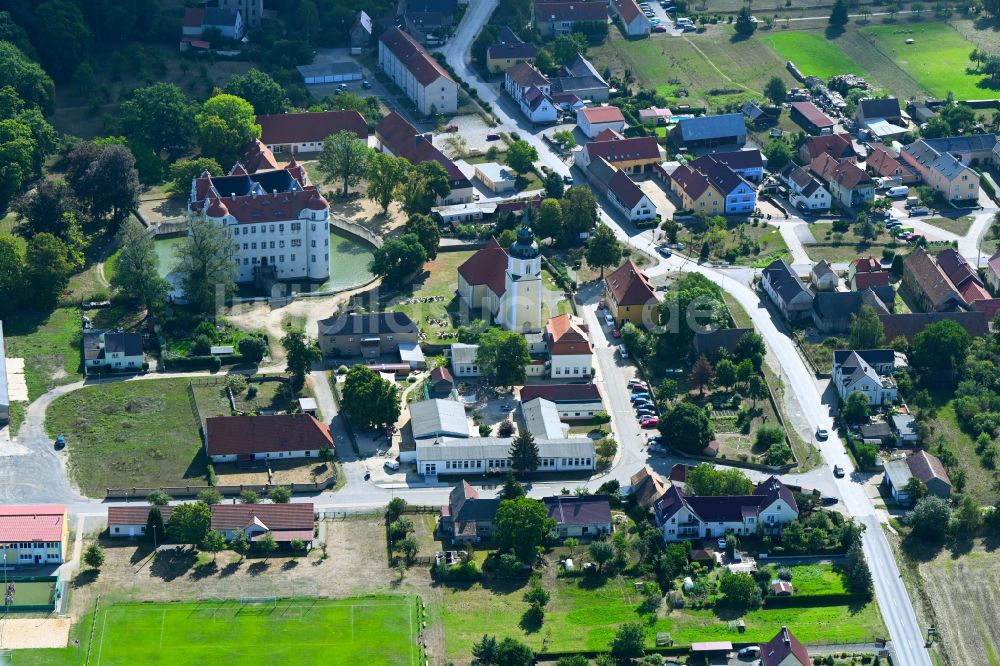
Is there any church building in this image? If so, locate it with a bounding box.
[457,226,543,333]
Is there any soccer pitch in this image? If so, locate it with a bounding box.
[86,596,419,665]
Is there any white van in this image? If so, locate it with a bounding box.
[886,186,909,198]
[383,459,400,471]
[618,344,629,359]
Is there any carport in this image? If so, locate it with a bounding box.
[690,641,733,665]
[296,62,363,85]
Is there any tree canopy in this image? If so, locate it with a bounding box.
[913,319,970,374]
[119,83,194,153]
[341,365,401,429]
[176,216,238,313]
[476,328,531,388]
[317,130,372,196]
[224,69,289,116]
[110,217,167,313]
[370,233,427,288]
[686,463,754,496]
[493,497,554,562]
[585,224,622,278]
[195,94,261,166]
[661,402,713,454]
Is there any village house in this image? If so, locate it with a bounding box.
[519,384,604,420]
[375,112,473,204]
[189,160,331,284]
[350,10,373,50]
[257,111,367,156]
[639,107,673,127]
[108,505,173,538]
[401,0,457,45]
[605,259,658,329]
[937,248,991,303]
[533,1,608,37]
[688,155,757,215]
[551,55,609,103]
[440,481,501,544]
[577,135,662,173]
[181,8,244,48]
[211,503,315,548]
[798,133,858,165]
[610,0,652,36]
[708,149,765,183]
[855,97,904,126]
[866,145,918,184]
[544,495,613,538]
[317,312,420,359]
[83,330,144,374]
[884,450,951,504]
[810,260,839,291]
[762,260,813,322]
[760,627,811,666]
[545,313,593,378]
[987,249,1000,294]
[450,342,481,377]
[849,256,889,291]
[457,228,543,333]
[204,413,334,464]
[778,164,831,213]
[631,467,668,512]
[810,152,875,209]
[668,163,724,214]
[474,162,517,194]
[379,26,458,115]
[670,113,747,148]
[522,397,572,439]
[0,505,67,565]
[892,413,919,445]
[486,27,537,73]
[900,136,984,202]
[218,0,262,27]
[811,288,893,335]
[832,349,897,406]
[577,106,626,139]
[654,477,799,542]
[902,246,969,312]
[606,170,656,222]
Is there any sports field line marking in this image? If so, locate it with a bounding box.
[95,606,110,666]
[158,609,166,650]
[350,604,354,642]
[409,598,414,666]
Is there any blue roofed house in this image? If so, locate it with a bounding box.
[670,113,747,148]
[708,149,766,183]
[689,154,756,214]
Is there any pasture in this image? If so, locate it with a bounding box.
[761,32,867,79]
[861,23,989,100]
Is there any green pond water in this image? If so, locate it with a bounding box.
[154,227,375,292]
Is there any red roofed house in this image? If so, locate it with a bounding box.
[866,145,919,184]
[187,160,330,284]
[181,8,244,49]
[205,414,334,464]
[504,62,558,124]
[375,112,472,205]
[108,505,174,538]
[429,366,455,395]
[379,26,458,115]
[545,313,593,378]
[577,136,662,173]
[610,0,652,36]
[257,111,368,156]
[577,106,625,139]
[457,226,543,333]
[534,1,608,37]
[211,503,315,548]
[810,152,875,209]
[605,259,658,328]
[760,626,811,666]
[0,505,68,565]
[799,133,858,164]
[848,256,889,291]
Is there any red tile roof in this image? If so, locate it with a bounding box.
[258,111,367,146]
[183,8,205,27]
[790,101,835,128]
[853,256,883,273]
[906,450,951,486]
[670,163,712,200]
[594,128,625,142]
[802,133,857,161]
[605,259,656,306]
[375,112,469,186]
[546,313,592,356]
[457,237,508,297]
[506,62,550,88]
[535,1,608,21]
[585,136,660,165]
[380,27,455,86]
[431,366,454,383]
[205,414,333,457]
[210,503,315,536]
[959,279,990,303]
[519,383,601,403]
[239,140,280,173]
[867,145,904,177]
[0,505,66,543]
[811,152,873,189]
[108,505,173,525]
[854,270,889,290]
[579,106,624,124]
[973,297,1000,322]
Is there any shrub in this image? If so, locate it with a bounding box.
[211,356,222,371]
[192,334,212,356]
[247,384,258,399]
[776,566,793,581]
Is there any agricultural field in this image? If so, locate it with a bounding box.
[761,32,867,79]
[861,23,990,100]
[45,378,206,496]
[17,597,421,666]
[590,29,796,108]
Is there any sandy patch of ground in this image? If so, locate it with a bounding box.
[5,358,27,401]
[0,618,71,648]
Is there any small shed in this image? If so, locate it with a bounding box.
[691,641,733,662]
[772,580,793,596]
[430,366,455,396]
[211,345,235,355]
[298,397,318,416]
[860,421,893,445]
[689,548,714,564]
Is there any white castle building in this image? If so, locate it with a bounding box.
[188,159,330,284]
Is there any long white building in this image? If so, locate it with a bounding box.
[379,26,458,116]
[188,160,330,284]
[415,437,595,478]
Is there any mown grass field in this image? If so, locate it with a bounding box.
[436,574,884,659]
[862,23,990,100]
[17,597,420,666]
[761,32,867,79]
[789,565,850,596]
[45,378,206,496]
[590,30,796,108]
[5,307,83,401]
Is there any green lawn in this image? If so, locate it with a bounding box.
[788,565,850,596]
[191,378,295,419]
[45,378,206,496]
[5,307,83,401]
[437,574,884,659]
[590,30,795,107]
[383,251,473,344]
[923,216,974,236]
[862,23,992,100]
[761,32,867,79]
[18,597,419,666]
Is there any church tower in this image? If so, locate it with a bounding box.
[500,224,543,332]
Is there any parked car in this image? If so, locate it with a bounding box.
[612,328,621,339]
[598,298,607,310]
[384,459,400,471]
[618,344,629,358]
[653,25,667,32]
[717,537,727,550]
[54,435,65,450]
[362,79,372,89]
[738,646,761,659]
[486,133,501,141]
[815,427,829,441]
[909,206,930,216]
[647,435,664,446]
[628,380,647,389]
[636,410,657,419]
[630,393,651,402]
[604,312,614,326]
[822,496,839,506]
[640,416,659,427]
[630,385,649,394]
[563,174,574,185]
[656,246,672,258]
[634,402,654,411]
[834,465,845,478]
